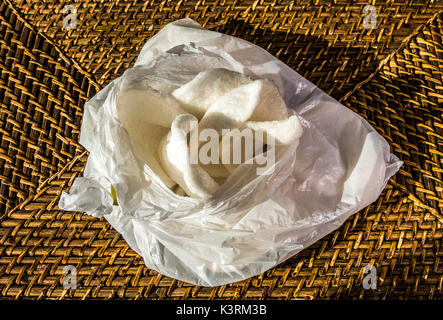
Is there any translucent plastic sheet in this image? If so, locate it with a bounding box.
[59,19,402,286]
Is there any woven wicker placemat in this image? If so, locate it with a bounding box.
[0,1,99,216]
[0,1,442,299]
[11,0,443,96]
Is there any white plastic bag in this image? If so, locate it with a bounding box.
[59,19,402,286]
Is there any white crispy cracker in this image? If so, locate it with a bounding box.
[117,88,186,128]
[172,68,252,118]
[159,114,219,199]
[246,114,303,145]
[116,89,182,188]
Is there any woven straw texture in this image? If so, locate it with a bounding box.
[0,0,442,300]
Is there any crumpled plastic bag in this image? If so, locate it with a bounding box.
[59,18,402,286]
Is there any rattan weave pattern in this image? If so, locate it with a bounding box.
[12,0,443,99]
[0,2,98,215]
[0,1,442,300]
[342,14,443,223]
